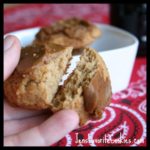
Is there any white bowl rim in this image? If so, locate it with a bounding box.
[94,23,139,51]
[4,23,139,52]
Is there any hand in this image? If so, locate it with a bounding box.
[4,35,79,146]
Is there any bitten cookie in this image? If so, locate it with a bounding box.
[34,17,101,51]
[50,48,112,125]
[4,43,73,109]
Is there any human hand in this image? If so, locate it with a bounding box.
[4,35,79,146]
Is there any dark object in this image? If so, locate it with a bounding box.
[78,133,84,140]
[110,4,147,57]
[121,99,131,105]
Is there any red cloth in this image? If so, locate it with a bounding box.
[4,4,110,34]
[52,58,147,146]
[4,4,146,147]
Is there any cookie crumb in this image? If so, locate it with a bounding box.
[33,53,37,57]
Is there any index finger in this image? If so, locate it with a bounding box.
[4,109,79,146]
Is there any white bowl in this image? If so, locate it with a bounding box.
[4,24,139,93]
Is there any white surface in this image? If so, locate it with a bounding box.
[4,24,139,93]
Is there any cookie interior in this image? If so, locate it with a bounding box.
[51,48,100,123]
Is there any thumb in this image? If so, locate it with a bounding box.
[4,35,21,81]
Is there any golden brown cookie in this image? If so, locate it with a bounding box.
[50,47,112,125]
[4,44,73,109]
[4,43,111,125]
[34,18,101,51]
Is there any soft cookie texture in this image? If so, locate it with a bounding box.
[34,17,101,52]
[50,48,112,125]
[4,43,73,109]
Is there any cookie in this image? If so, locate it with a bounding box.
[4,43,73,109]
[34,18,101,51]
[50,47,112,125]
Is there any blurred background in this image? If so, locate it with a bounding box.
[4,3,147,57]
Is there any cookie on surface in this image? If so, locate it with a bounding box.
[4,43,73,109]
[34,17,101,51]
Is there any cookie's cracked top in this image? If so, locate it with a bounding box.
[4,43,73,109]
[34,17,101,49]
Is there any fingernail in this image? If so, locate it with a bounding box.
[4,36,15,51]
